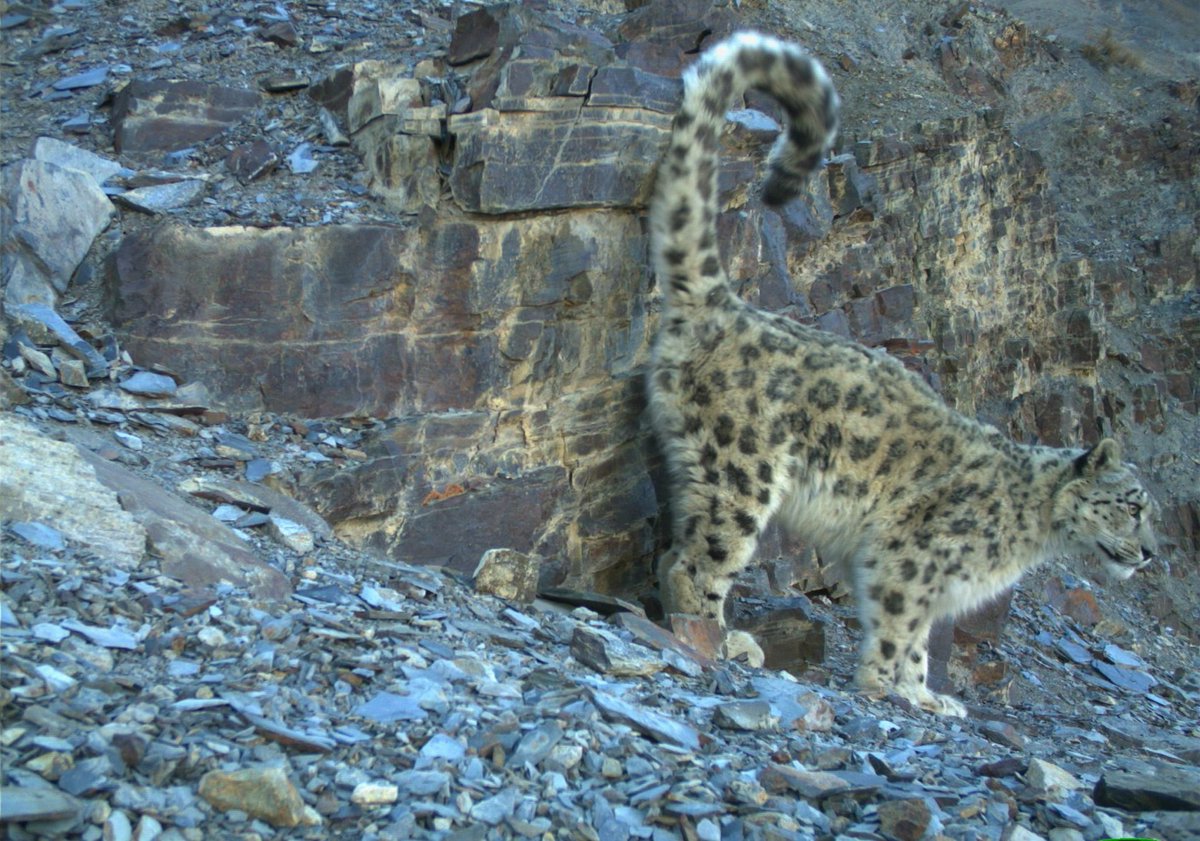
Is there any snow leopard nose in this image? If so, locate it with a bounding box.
[1141,546,1154,563]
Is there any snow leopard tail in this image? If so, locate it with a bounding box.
[651,32,839,310]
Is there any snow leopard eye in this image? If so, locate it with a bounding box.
[1127,501,1143,519]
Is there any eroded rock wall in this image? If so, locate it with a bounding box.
[110,213,651,419]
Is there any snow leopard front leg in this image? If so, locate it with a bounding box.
[854,553,968,717]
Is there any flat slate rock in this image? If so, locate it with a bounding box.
[0,785,83,822]
[118,370,178,397]
[759,764,853,799]
[80,448,292,600]
[353,691,428,723]
[538,587,645,617]
[1092,659,1158,693]
[589,689,700,752]
[1094,765,1200,811]
[114,180,207,214]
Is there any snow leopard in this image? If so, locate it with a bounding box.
[648,32,1157,716]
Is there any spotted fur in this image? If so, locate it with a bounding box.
[649,32,1156,716]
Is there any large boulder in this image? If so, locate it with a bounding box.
[0,416,290,600]
[1,159,115,308]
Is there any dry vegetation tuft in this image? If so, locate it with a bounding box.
[1081,29,1143,70]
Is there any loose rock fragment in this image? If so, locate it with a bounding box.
[30,136,124,186]
[177,475,332,540]
[261,21,299,48]
[53,66,108,90]
[133,814,163,840]
[31,623,70,643]
[508,722,563,768]
[612,613,714,670]
[198,766,317,828]
[539,588,646,617]
[350,782,398,806]
[733,597,826,672]
[18,344,56,378]
[118,371,178,397]
[1044,580,1103,626]
[287,142,319,174]
[113,180,206,214]
[470,789,518,825]
[80,449,292,599]
[1092,660,1157,693]
[12,522,65,550]
[667,614,724,661]
[1003,825,1048,841]
[713,700,779,732]
[759,765,851,799]
[877,797,937,841]
[354,691,427,723]
[1026,758,1083,797]
[420,733,467,762]
[243,713,337,753]
[980,720,1027,750]
[34,664,76,692]
[261,73,310,93]
[473,547,539,602]
[9,302,108,375]
[750,676,836,732]
[266,514,315,553]
[395,769,450,797]
[226,140,279,182]
[103,808,132,840]
[570,625,662,677]
[58,358,89,387]
[60,619,138,650]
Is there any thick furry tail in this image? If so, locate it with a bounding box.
[650,32,840,311]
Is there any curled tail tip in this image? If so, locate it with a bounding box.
[762,175,799,208]
[763,134,837,207]
[693,32,841,205]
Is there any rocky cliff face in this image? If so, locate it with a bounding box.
[3,5,1199,837]
[4,1,1197,632]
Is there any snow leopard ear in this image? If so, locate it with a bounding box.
[1074,438,1122,476]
